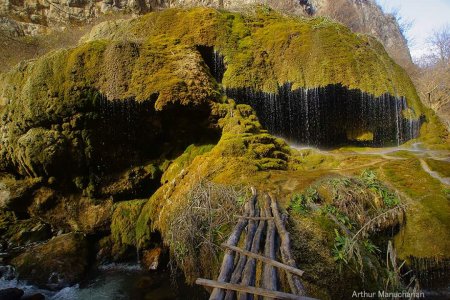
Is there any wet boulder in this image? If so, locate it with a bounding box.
[99,164,161,201]
[0,174,42,212]
[3,219,52,248]
[28,191,113,234]
[10,232,89,289]
[110,199,146,260]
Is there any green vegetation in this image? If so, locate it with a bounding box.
[381,158,450,260]
[360,169,400,208]
[425,158,450,178]
[77,7,423,114]
[288,171,405,282]
[110,199,147,254]
[290,187,320,214]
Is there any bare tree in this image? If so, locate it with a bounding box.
[414,25,450,126]
[428,24,450,63]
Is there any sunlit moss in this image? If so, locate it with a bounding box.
[76,7,424,116]
[110,199,146,254]
[381,158,450,260]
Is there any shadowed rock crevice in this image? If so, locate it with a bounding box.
[226,83,422,148]
[1,91,219,178]
[196,45,226,84]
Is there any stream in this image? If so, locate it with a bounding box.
[293,141,450,185]
[0,263,208,300]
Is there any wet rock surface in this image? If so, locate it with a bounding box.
[0,175,43,213]
[10,233,89,289]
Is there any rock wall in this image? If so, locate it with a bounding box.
[314,0,413,69]
[0,0,412,67]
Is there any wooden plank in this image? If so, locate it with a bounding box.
[196,279,317,300]
[270,194,306,296]
[210,191,256,300]
[235,215,274,220]
[221,243,304,277]
[239,201,266,300]
[263,195,278,297]
[225,194,259,300]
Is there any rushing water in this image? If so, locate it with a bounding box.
[0,264,207,300]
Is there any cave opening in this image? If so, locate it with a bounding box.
[90,94,220,175]
[196,45,225,83]
[226,83,421,148]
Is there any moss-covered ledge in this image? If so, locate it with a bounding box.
[81,7,424,116]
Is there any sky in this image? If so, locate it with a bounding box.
[376,0,450,60]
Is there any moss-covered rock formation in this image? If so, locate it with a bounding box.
[0,6,430,183]
[80,7,421,110]
[0,6,449,299]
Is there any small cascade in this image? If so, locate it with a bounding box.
[90,95,158,174]
[136,248,141,264]
[196,45,226,83]
[213,50,225,83]
[226,83,422,148]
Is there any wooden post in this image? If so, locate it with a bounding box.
[263,195,278,298]
[269,194,306,296]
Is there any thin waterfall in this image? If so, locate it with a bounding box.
[195,47,421,148]
[226,83,422,148]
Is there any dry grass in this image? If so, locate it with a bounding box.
[166,178,249,282]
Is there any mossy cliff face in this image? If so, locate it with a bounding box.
[0,37,218,181]
[0,7,425,179]
[82,7,423,114]
[0,6,447,298]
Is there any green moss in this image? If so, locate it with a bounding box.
[289,148,340,171]
[110,199,147,253]
[425,158,450,178]
[417,109,450,149]
[75,7,423,116]
[161,144,215,184]
[381,158,450,260]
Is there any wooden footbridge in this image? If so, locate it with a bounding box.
[196,189,317,300]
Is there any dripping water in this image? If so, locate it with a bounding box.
[196,45,225,83]
[226,83,422,148]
